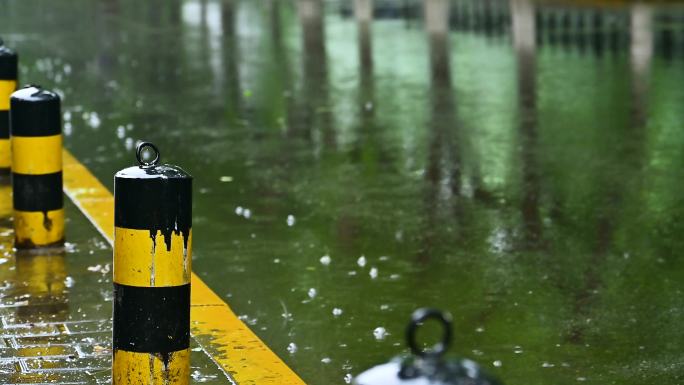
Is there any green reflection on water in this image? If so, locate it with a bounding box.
[2,0,684,383]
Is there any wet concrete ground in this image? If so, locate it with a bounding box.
[3,0,684,384]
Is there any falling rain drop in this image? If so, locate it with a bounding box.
[357,256,367,267]
[287,215,296,227]
[369,267,378,279]
[287,342,298,354]
[373,327,387,340]
[320,255,331,265]
[332,308,343,317]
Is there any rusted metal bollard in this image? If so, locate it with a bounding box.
[10,85,64,249]
[113,142,192,385]
[0,38,17,174]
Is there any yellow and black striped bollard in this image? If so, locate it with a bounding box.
[10,85,63,249]
[113,142,192,385]
[0,38,17,174]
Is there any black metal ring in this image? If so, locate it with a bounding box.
[406,308,453,358]
[136,141,160,167]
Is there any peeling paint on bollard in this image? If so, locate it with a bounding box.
[113,142,192,385]
[10,85,64,249]
[0,38,17,174]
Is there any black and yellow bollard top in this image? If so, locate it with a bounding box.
[114,142,192,252]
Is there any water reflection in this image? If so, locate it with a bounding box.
[5,1,684,384]
[0,177,11,222]
[15,252,68,321]
[511,0,540,247]
[421,0,459,262]
[297,0,335,148]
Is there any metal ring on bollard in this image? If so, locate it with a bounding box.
[406,308,453,358]
[136,141,160,167]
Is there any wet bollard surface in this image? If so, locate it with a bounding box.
[113,142,192,385]
[10,85,64,249]
[0,38,17,173]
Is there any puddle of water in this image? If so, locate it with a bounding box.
[2,0,684,384]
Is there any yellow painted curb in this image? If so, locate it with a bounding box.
[62,149,306,385]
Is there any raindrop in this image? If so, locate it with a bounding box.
[116,126,126,139]
[87,112,101,128]
[321,357,331,364]
[307,288,317,299]
[357,256,367,267]
[64,276,75,288]
[493,360,502,367]
[64,122,73,136]
[320,255,331,266]
[373,327,387,340]
[243,209,252,219]
[287,342,298,354]
[124,137,134,150]
[235,206,243,216]
[369,267,378,279]
[287,215,296,227]
[332,308,343,317]
[219,176,233,182]
[191,370,218,382]
[344,374,353,384]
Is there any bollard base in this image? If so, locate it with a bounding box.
[14,239,65,254]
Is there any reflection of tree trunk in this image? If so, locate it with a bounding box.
[512,0,541,248]
[222,0,241,123]
[630,4,652,130]
[98,0,119,79]
[297,0,335,148]
[357,0,374,121]
[591,12,604,57]
[272,0,296,133]
[419,0,460,263]
[568,4,652,345]
[169,0,182,25]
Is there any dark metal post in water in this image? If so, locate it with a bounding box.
[0,39,17,174]
[112,142,192,385]
[10,85,64,249]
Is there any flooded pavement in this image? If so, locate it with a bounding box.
[2,0,684,384]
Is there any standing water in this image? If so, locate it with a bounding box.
[1,0,683,384]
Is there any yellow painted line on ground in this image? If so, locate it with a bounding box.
[62,149,306,385]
